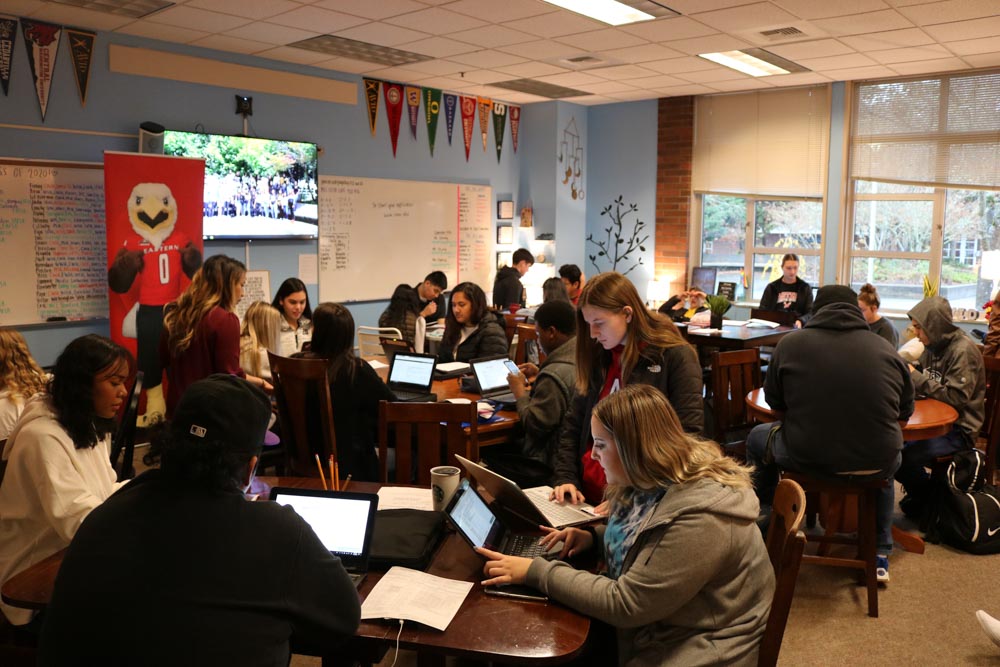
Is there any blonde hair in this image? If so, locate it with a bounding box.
[0,328,47,400]
[593,384,753,506]
[240,302,282,377]
[858,283,880,309]
[575,272,690,393]
[164,255,246,356]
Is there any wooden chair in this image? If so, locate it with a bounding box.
[109,371,144,482]
[710,349,762,453]
[378,401,478,486]
[502,314,528,346]
[268,352,337,478]
[513,323,546,366]
[759,479,807,667]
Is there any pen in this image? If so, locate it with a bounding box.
[314,453,328,490]
[342,474,352,492]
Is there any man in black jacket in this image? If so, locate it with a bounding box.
[414,270,448,324]
[746,285,914,583]
[493,248,534,308]
[39,375,361,666]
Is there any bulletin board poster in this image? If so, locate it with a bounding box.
[104,152,205,417]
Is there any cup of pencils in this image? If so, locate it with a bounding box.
[314,453,350,491]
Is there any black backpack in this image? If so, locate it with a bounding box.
[927,449,1000,554]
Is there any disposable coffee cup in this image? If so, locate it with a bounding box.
[431,465,461,512]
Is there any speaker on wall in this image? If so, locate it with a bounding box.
[138,121,164,154]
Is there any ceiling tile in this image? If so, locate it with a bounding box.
[494,92,550,104]
[886,0,941,5]
[24,4,134,30]
[117,21,210,44]
[868,43,951,63]
[764,71,834,85]
[496,40,582,60]
[502,11,603,38]
[446,0,554,23]
[268,6,368,33]
[448,24,538,48]
[889,56,970,74]
[812,9,915,35]
[772,0,891,20]
[256,45,334,64]
[190,34,273,55]
[673,67,750,83]
[597,43,686,63]
[224,22,318,46]
[767,39,857,60]
[556,29,647,52]
[667,0,764,12]
[963,52,1000,68]
[147,6,252,32]
[643,56,721,74]
[312,0,425,20]
[840,27,934,50]
[401,59,468,75]
[665,33,753,55]
[656,83,717,96]
[923,15,1000,42]
[820,64,899,79]
[575,80,639,94]
[494,62,570,78]
[3,0,45,14]
[797,52,878,69]
[568,95,618,106]
[316,57,378,74]
[708,78,776,92]
[334,21,429,46]
[451,69,507,84]
[624,74,688,88]
[897,0,1000,25]
[397,36,478,58]
[384,8,486,34]
[690,2,800,33]
[619,16,718,42]
[409,75,477,90]
[588,64,660,80]
[945,35,1000,56]
[535,71,606,86]
[186,0,300,21]
[605,89,660,101]
[364,66,427,82]
[447,50,528,68]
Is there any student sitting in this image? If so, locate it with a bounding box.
[438,282,509,363]
[541,277,571,304]
[39,375,361,665]
[0,335,132,629]
[379,283,424,352]
[759,253,813,328]
[559,264,585,306]
[0,328,47,440]
[658,288,708,323]
[493,248,534,309]
[239,301,282,382]
[295,303,395,481]
[414,270,448,324]
[272,277,313,356]
[478,385,774,667]
[858,283,898,348]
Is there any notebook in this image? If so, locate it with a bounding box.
[445,478,562,558]
[470,355,518,403]
[386,352,438,402]
[455,455,597,528]
[269,487,379,588]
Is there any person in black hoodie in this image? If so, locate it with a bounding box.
[493,248,534,309]
[746,285,914,583]
[758,253,813,327]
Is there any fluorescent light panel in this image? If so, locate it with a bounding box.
[47,0,174,18]
[541,0,660,26]
[698,48,808,77]
[288,35,432,67]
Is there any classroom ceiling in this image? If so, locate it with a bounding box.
[11,0,1000,105]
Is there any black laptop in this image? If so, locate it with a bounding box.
[470,355,518,403]
[270,487,379,588]
[386,352,438,402]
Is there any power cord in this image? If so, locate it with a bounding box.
[390,619,404,667]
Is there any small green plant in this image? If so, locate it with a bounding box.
[706,294,731,316]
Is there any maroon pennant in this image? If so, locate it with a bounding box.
[477,97,491,152]
[0,17,16,97]
[20,18,62,121]
[460,95,476,162]
[383,82,404,156]
[65,28,95,106]
[405,85,421,140]
[509,105,521,153]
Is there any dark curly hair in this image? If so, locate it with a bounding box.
[49,334,133,450]
[158,432,256,492]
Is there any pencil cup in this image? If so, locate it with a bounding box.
[431,466,461,512]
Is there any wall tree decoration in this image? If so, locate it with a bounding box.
[587,195,648,277]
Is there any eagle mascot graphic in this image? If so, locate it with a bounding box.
[108,183,202,426]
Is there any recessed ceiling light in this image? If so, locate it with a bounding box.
[46,0,174,19]
[541,0,674,26]
[491,79,590,99]
[698,48,808,77]
[288,35,432,67]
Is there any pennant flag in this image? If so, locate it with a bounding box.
[491,101,508,163]
[477,97,492,152]
[460,95,476,162]
[0,17,16,97]
[20,18,62,121]
[443,93,457,145]
[424,87,442,156]
[383,82,404,156]
[363,78,380,136]
[65,28,95,107]
[405,85,421,140]
[509,105,521,154]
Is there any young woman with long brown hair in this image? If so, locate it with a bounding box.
[0,328,47,440]
[438,282,508,363]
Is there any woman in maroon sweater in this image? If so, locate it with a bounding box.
[160,255,267,416]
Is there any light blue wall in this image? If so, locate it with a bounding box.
[554,102,588,267]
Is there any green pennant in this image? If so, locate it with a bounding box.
[424,87,442,156]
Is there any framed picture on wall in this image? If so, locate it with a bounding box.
[496,251,513,269]
[496,225,513,245]
[497,200,514,220]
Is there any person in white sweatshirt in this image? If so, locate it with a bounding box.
[0,334,133,630]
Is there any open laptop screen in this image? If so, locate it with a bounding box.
[471,356,511,393]
[446,479,503,549]
[388,353,435,388]
[270,488,378,566]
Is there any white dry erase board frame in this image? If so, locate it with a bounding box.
[318,176,493,303]
[0,158,110,326]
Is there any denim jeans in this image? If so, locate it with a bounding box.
[746,422,901,556]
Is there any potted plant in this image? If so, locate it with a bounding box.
[705,294,731,330]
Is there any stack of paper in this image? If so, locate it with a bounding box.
[361,567,473,631]
[376,487,434,511]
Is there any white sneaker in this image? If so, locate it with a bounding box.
[977,610,1000,648]
[875,556,889,584]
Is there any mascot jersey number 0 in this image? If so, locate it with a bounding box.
[108,183,202,426]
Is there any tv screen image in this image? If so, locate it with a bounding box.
[163,130,319,240]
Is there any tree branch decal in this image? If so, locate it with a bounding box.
[586,195,648,276]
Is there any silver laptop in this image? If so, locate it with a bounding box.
[470,355,518,403]
[455,455,597,529]
[387,352,438,402]
[269,487,379,588]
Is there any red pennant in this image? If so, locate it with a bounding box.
[477,97,491,152]
[509,105,521,153]
[405,85,421,140]
[383,83,403,156]
[460,95,476,162]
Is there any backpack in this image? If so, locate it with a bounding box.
[927,449,1000,554]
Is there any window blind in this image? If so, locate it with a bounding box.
[851,70,1000,190]
[692,85,830,198]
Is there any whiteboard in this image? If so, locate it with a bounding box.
[0,159,109,325]
[318,176,493,302]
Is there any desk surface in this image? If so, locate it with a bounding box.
[1,478,590,665]
[681,323,795,349]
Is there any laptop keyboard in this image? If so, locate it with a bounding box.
[393,389,434,402]
[506,534,549,558]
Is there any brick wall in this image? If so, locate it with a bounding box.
[656,96,694,296]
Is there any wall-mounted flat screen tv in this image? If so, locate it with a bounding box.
[163,130,319,240]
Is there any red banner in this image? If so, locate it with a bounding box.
[383,83,403,156]
[406,85,421,140]
[105,152,205,423]
[460,95,476,162]
[477,97,492,152]
[509,105,521,153]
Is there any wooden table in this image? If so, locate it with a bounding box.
[1,478,591,666]
[680,323,795,350]
[745,389,959,553]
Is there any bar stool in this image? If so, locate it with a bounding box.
[779,470,888,618]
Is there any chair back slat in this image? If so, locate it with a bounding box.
[514,323,545,365]
[378,401,478,485]
[268,352,337,477]
[711,349,762,442]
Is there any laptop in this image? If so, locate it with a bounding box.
[380,337,413,366]
[470,355,518,403]
[444,478,562,559]
[269,487,379,588]
[386,352,438,402]
[455,455,597,529]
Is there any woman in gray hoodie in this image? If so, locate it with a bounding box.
[478,384,774,667]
